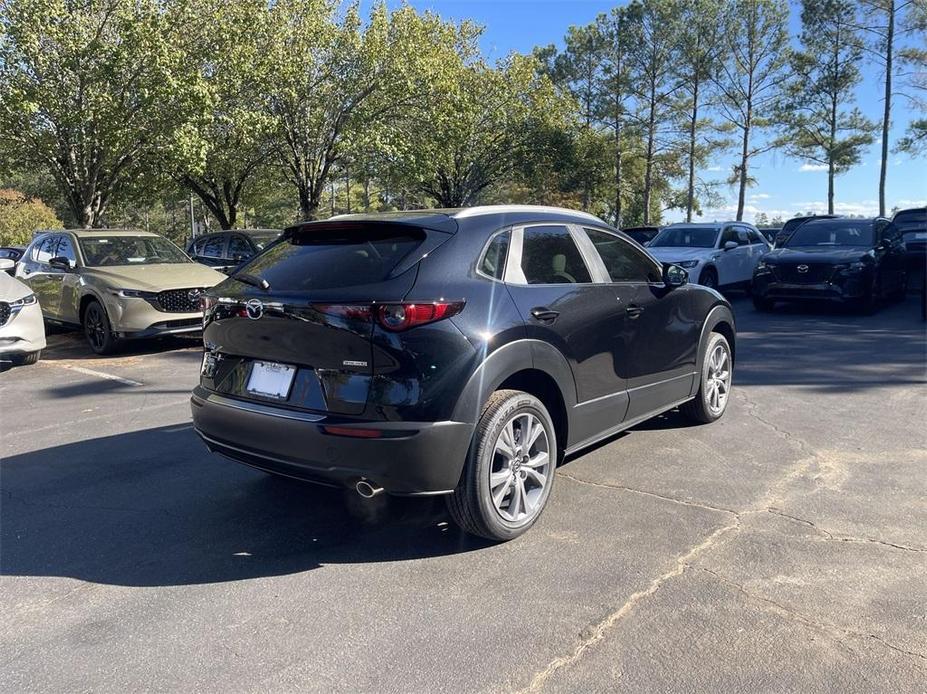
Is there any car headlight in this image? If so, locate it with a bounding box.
[111,288,158,299]
[8,293,37,307]
[677,260,700,268]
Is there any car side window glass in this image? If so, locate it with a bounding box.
[56,236,77,264]
[200,236,225,258]
[747,229,763,245]
[228,235,252,259]
[519,225,592,285]
[480,232,510,280]
[735,228,750,245]
[33,236,58,263]
[720,227,738,247]
[585,228,658,283]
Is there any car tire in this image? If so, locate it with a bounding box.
[752,295,774,311]
[681,332,732,424]
[699,267,718,290]
[446,389,557,542]
[83,300,120,355]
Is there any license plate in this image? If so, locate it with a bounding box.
[246,361,296,399]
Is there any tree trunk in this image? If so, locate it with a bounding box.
[643,91,656,225]
[614,116,622,227]
[878,1,894,217]
[686,78,699,223]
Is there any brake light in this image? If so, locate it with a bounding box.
[376,302,465,332]
[321,426,383,438]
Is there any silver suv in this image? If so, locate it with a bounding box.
[17,229,225,354]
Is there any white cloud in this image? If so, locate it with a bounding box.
[749,193,772,201]
[705,165,722,172]
[799,163,829,172]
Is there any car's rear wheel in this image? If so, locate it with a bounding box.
[83,300,119,355]
[447,390,556,541]
[699,267,718,290]
[681,333,732,424]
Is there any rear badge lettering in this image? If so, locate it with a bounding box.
[343,360,368,368]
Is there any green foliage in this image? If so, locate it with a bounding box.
[0,0,205,227]
[0,189,62,246]
[780,0,877,210]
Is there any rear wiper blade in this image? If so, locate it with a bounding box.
[232,273,270,290]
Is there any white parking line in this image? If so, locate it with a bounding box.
[39,361,144,387]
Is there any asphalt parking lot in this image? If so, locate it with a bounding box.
[1,294,925,693]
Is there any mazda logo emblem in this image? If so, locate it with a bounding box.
[187,288,203,304]
[797,264,809,273]
[245,298,264,320]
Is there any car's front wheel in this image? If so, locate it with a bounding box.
[681,332,732,424]
[447,390,556,541]
[83,300,120,355]
[699,267,718,290]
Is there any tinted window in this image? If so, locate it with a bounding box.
[585,228,658,283]
[747,229,764,245]
[650,226,719,248]
[56,236,77,264]
[785,220,875,248]
[249,231,280,250]
[892,209,926,232]
[735,228,751,245]
[518,225,591,285]
[238,225,424,291]
[79,236,191,266]
[228,235,252,259]
[197,236,226,258]
[32,236,58,263]
[480,232,509,280]
[720,227,738,246]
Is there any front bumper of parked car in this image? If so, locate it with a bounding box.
[0,300,46,357]
[752,264,873,302]
[103,293,204,339]
[190,386,473,496]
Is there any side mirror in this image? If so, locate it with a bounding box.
[664,264,688,288]
[723,241,738,251]
[49,256,73,271]
[0,258,14,271]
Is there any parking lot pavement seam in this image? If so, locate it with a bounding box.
[764,507,927,553]
[556,471,741,516]
[693,566,927,665]
[735,389,813,455]
[514,519,743,694]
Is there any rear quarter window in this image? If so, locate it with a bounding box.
[240,225,425,291]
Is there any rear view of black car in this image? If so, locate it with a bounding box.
[191,206,736,541]
[752,217,907,313]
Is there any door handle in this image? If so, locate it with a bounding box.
[625,305,644,318]
[530,307,560,323]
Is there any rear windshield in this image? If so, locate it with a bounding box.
[649,226,719,248]
[893,210,926,232]
[236,225,425,290]
[785,220,874,248]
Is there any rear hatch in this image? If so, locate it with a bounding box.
[201,221,451,415]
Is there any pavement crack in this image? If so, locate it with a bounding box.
[735,390,812,454]
[556,472,740,517]
[515,521,741,694]
[695,566,927,664]
[766,508,927,553]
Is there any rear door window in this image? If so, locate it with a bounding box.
[33,236,58,263]
[228,235,252,259]
[513,225,592,285]
[197,236,226,259]
[240,225,425,291]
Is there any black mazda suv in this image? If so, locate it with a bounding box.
[752,217,908,313]
[191,206,736,540]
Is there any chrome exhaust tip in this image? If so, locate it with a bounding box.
[355,480,384,499]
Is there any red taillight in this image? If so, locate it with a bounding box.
[314,304,373,321]
[321,425,383,439]
[376,302,465,332]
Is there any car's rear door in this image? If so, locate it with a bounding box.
[503,223,631,430]
[54,234,81,324]
[19,235,62,318]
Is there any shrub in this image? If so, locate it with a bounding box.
[0,189,62,246]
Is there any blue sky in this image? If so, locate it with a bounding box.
[374,0,926,222]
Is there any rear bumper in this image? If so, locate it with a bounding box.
[190,387,473,495]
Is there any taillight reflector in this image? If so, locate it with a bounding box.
[321,426,383,439]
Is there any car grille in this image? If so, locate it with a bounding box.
[773,264,834,284]
[0,302,10,326]
[156,288,204,313]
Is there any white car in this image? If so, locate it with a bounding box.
[0,258,46,366]
[647,222,771,291]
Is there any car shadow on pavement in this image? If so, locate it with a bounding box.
[0,425,490,588]
[40,330,202,362]
[731,295,926,393]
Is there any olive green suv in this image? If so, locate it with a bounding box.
[17,230,225,354]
